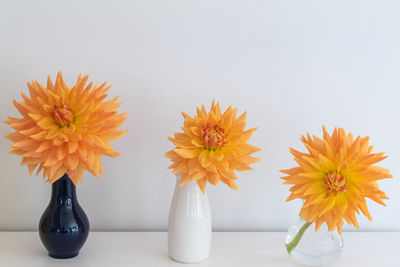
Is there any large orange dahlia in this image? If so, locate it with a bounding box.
[4,72,127,185]
[165,101,261,193]
[281,126,392,234]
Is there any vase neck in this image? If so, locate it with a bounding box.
[51,173,77,202]
[175,174,207,195]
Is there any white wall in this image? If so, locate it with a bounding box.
[0,0,399,231]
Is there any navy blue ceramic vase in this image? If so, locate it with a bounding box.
[39,173,90,258]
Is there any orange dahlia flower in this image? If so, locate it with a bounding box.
[281,126,392,234]
[165,101,261,193]
[4,72,127,185]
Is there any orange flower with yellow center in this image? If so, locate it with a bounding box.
[281,127,392,234]
[165,101,261,193]
[4,72,127,185]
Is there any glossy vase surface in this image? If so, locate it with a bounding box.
[39,173,89,259]
[168,174,212,263]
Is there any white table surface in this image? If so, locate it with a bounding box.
[0,232,397,267]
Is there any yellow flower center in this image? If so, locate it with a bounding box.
[324,171,348,195]
[53,100,73,127]
[201,123,227,150]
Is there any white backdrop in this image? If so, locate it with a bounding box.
[0,0,399,231]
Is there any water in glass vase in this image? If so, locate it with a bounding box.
[285,218,343,266]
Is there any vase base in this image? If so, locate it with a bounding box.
[49,252,79,259]
[169,254,209,264]
[289,249,343,266]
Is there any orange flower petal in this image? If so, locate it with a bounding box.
[4,72,127,184]
[166,101,260,192]
[281,126,391,233]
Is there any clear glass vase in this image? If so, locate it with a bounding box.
[285,218,343,266]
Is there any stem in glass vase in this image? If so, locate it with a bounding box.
[286,221,312,254]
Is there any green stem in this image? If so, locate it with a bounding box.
[286,221,312,254]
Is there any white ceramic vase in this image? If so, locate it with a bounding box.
[168,174,212,263]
